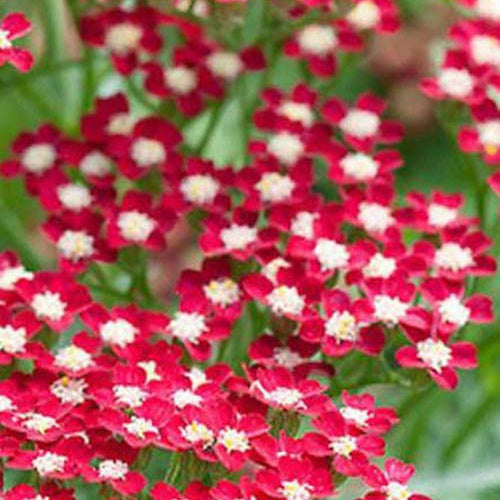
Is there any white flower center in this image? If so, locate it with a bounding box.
[32,292,66,321]
[100,319,137,347]
[57,230,95,261]
[476,0,500,20]
[32,452,67,476]
[298,24,337,55]
[181,420,214,446]
[113,385,148,408]
[206,51,243,80]
[470,35,500,66]
[21,144,56,174]
[437,68,474,98]
[325,311,359,342]
[173,389,202,409]
[478,120,500,153]
[131,138,166,168]
[434,243,474,271]
[267,387,304,408]
[220,224,257,250]
[347,1,381,29]
[180,174,219,204]
[359,202,394,233]
[278,101,314,127]
[80,151,112,177]
[268,132,304,165]
[340,406,370,426]
[22,412,59,434]
[203,278,240,307]
[107,113,136,135]
[105,22,142,54]
[438,295,470,327]
[0,395,15,412]
[138,360,161,382]
[363,253,396,278]
[313,238,349,271]
[57,184,92,211]
[274,347,304,368]
[0,29,12,50]
[0,325,27,354]
[187,367,207,389]
[340,109,380,138]
[124,416,159,439]
[291,211,317,239]
[117,210,156,242]
[417,338,452,372]
[50,377,87,405]
[262,257,290,283]
[374,295,409,325]
[330,435,357,457]
[256,172,295,202]
[165,66,198,94]
[0,265,33,290]
[385,482,411,500]
[267,285,305,316]
[340,152,379,180]
[98,459,129,480]
[428,203,457,227]
[55,345,94,371]
[170,312,207,344]
[218,427,250,453]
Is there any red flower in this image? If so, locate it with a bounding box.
[0,13,33,72]
[0,251,34,306]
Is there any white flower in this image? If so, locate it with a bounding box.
[57,184,92,211]
[206,51,243,80]
[297,24,337,55]
[105,22,142,54]
[165,66,198,94]
[57,230,95,261]
[32,452,67,476]
[278,101,314,127]
[256,172,295,202]
[340,152,379,180]
[268,132,304,165]
[180,174,219,205]
[100,319,137,347]
[438,295,470,327]
[218,427,250,453]
[21,144,56,174]
[118,211,156,242]
[416,338,452,373]
[131,138,166,167]
[437,68,474,98]
[55,345,93,371]
[340,109,380,138]
[434,243,474,271]
[32,292,66,321]
[170,312,207,344]
[347,1,381,30]
[98,459,129,480]
[0,325,27,354]
[267,286,305,316]
[220,224,257,250]
[325,311,359,342]
[313,238,349,271]
[80,151,112,177]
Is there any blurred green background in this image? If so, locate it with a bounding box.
[0,1,499,499]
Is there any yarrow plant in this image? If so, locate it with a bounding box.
[0,1,497,499]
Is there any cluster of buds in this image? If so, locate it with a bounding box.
[0,1,495,500]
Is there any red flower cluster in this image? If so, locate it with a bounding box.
[0,1,494,500]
